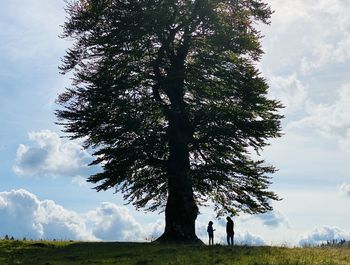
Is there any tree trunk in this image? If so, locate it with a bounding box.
[156,108,201,243]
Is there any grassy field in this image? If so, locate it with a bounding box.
[0,240,350,265]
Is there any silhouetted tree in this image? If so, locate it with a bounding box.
[57,0,283,243]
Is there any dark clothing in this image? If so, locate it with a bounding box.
[226,219,234,235]
[227,234,234,245]
[207,225,214,236]
[207,224,214,245]
[226,219,234,245]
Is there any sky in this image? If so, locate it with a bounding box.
[1,0,350,246]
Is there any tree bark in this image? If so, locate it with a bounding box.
[154,49,201,243]
[156,107,201,243]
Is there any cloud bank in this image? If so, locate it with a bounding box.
[266,73,307,115]
[0,189,94,240]
[264,0,350,74]
[86,202,145,241]
[299,226,350,246]
[256,211,290,229]
[14,130,94,177]
[262,0,350,137]
[288,84,350,151]
[0,189,269,245]
[0,189,145,242]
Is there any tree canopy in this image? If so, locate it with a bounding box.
[57,0,283,241]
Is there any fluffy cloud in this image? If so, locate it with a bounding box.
[14,130,94,177]
[145,219,165,241]
[86,202,145,241]
[288,84,350,150]
[0,189,95,240]
[237,210,290,230]
[264,0,350,74]
[266,73,307,114]
[339,183,350,196]
[235,232,265,246]
[299,5,350,74]
[0,189,269,245]
[37,200,94,241]
[256,211,290,229]
[0,189,42,239]
[4,188,325,246]
[299,226,350,246]
[260,0,350,152]
[0,189,150,242]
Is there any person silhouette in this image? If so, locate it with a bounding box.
[207,221,215,245]
[226,217,234,246]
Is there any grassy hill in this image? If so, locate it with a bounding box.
[1,240,350,265]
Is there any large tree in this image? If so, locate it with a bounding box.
[57,0,283,243]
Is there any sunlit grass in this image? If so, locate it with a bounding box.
[0,239,349,264]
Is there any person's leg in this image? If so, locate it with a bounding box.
[227,234,230,245]
[228,235,233,245]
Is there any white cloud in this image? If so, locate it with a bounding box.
[0,189,43,239]
[86,202,145,241]
[236,210,290,230]
[260,1,314,72]
[339,183,350,196]
[7,190,350,247]
[299,226,350,246]
[0,189,95,240]
[235,232,265,246]
[0,189,151,242]
[261,0,350,75]
[298,0,350,74]
[288,84,350,151]
[14,130,94,177]
[300,36,350,74]
[37,200,94,241]
[266,73,307,114]
[144,219,165,241]
[256,211,290,229]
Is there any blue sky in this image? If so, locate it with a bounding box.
[1,0,350,246]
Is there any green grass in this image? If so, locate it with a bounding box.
[0,240,349,265]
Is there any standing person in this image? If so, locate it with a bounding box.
[207,221,215,245]
[226,217,234,246]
